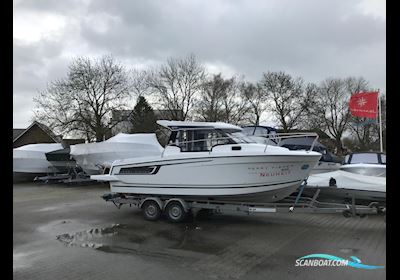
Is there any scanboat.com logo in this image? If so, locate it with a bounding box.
[295,254,384,270]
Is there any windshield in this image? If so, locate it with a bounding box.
[349,153,380,164]
[171,128,256,152]
[222,129,256,143]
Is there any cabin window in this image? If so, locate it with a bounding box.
[119,166,159,175]
[175,129,231,152]
[350,153,379,164]
[254,127,270,136]
[242,127,256,135]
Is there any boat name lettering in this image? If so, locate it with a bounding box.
[259,171,291,177]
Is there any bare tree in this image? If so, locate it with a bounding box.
[299,82,324,130]
[219,76,252,125]
[196,73,230,122]
[241,81,268,125]
[147,54,206,120]
[259,71,310,132]
[131,69,151,97]
[33,55,132,142]
[315,77,369,153]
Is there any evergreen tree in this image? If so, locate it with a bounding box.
[130,96,158,133]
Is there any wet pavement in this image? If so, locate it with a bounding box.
[14,182,386,280]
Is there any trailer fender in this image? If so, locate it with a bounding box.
[164,198,190,212]
[139,197,164,210]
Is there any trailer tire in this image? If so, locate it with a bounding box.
[165,201,186,223]
[142,200,162,221]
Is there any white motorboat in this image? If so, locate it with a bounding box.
[13,143,64,182]
[92,120,321,202]
[340,152,386,177]
[69,133,164,175]
[303,170,386,203]
[242,125,342,175]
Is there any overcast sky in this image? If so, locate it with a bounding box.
[13,0,386,128]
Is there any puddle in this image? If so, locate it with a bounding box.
[54,221,225,257]
[56,224,125,248]
[37,219,96,236]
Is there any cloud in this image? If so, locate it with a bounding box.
[13,0,385,128]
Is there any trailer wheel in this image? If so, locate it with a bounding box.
[165,201,186,223]
[141,200,162,221]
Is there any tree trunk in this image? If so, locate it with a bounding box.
[96,130,104,142]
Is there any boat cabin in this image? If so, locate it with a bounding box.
[157,120,253,152]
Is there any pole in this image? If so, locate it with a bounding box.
[378,90,383,152]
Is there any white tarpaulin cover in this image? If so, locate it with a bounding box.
[70,133,164,156]
[306,170,386,192]
[13,143,63,173]
[69,133,164,174]
[14,143,63,154]
[105,133,162,144]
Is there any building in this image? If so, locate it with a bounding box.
[13,121,62,148]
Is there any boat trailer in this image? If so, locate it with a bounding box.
[101,183,386,223]
[34,166,96,185]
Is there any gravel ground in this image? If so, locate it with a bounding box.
[13,182,386,280]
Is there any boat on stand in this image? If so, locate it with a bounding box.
[13,143,64,182]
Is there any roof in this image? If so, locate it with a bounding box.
[13,129,25,141]
[156,120,242,130]
[242,125,277,132]
[13,121,61,143]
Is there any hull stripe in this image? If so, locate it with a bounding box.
[113,179,302,189]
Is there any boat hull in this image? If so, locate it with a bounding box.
[340,164,386,177]
[112,181,302,203]
[96,152,321,203]
[310,162,341,175]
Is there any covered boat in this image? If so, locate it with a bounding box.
[242,125,342,174]
[70,133,164,175]
[13,143,64,182]
[340,152,386,177]
[304,170,386,203]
